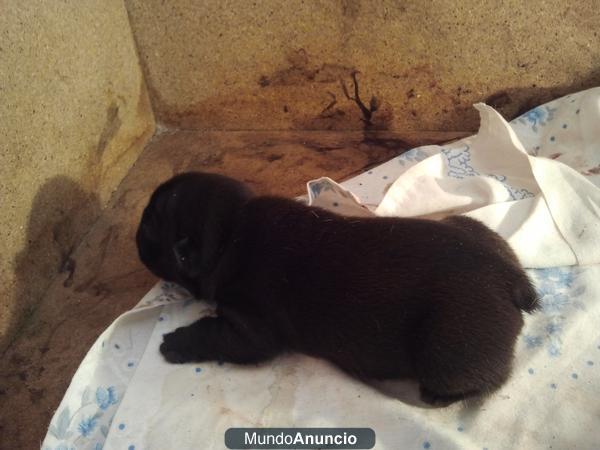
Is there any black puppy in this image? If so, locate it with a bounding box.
[136,171,538,405]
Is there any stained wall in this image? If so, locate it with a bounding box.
[0,0,155,351]
[125,0,600,131]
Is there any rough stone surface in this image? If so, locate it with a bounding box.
[0,0,155,352]
[0,129,467,449]
[125,0,600,131]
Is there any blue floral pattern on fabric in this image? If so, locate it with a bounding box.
[441,145,535,200]
[139,281,193,307]
[441,145,479,178]
[398,147,430,166]
[487,174,536,200]
[523,267,587,357]
[48,407,73,441]
[310,179,335,197]
[524,335,544,349]
[516,106,557,132]
[78,415,99,437]
[96,386,118,410]
[48,386,120,445]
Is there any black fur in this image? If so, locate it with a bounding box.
[136,172,538,406]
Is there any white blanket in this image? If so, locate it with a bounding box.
[43,88,600,450]
[310,99,600,268]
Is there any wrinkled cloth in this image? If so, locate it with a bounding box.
[43,88,600,450]
[310,93,600,268]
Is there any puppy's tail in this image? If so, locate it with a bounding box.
[512,275,539,313]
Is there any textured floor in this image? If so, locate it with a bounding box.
[0,129,468,449]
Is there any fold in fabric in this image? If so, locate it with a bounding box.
[310,96,600,269]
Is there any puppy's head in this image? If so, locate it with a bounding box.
[136,172,253,296]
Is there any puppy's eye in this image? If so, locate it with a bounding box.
[172,237,191,263]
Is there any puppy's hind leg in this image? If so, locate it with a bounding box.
[414,308,520,407]
[160,314,283,365]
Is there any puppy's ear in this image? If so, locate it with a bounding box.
[200,182,252,271]
[199,205,230,272]
[172,236,203,278]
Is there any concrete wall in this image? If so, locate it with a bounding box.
[125,0,600,132]
[0,0,155,351]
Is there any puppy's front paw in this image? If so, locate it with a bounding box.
[160,328,197,364]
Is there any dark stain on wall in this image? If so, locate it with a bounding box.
[137,32,600,134]
[258,49,355,88]
[3,177,101,354]
[96,103,122,157]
